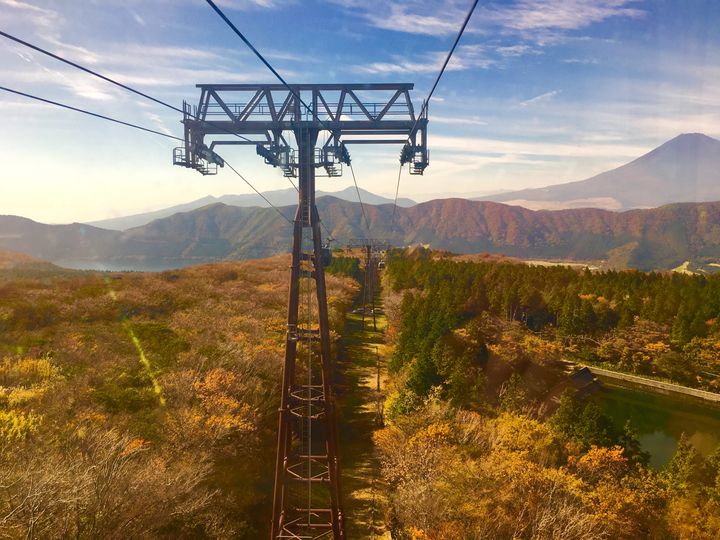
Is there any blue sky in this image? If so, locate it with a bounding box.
[1,0,719,222]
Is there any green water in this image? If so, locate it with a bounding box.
[595,383,720,469]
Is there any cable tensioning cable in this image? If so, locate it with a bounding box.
[285,175,335,238]
[204,0,333,133]
[391,0,479,236]
[320,220,333,241]
[349,163,370,234]
[407,0,479,140]
[390,165,403,235]
[0,30,253,144]
[1,85,183,141]
[1,85,292,228]
[1,30,185,115]
[224,161,293,225]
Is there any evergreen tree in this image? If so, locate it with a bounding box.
[549,390,582,440]
[671,304,692,345]
[664,433,713,494]
[498,372,528,413]
[619,420,650,467]
[578,299,598,334]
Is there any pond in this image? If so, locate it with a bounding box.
[54,259,204,272]
[595,383,720,469]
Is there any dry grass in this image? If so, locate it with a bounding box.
[0,254,357,538]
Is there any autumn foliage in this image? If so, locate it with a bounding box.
[376,249,720,539]
[0,254,355,538]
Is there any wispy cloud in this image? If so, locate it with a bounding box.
[354,44,493,75]
[214,0,290,9]
[0,0,64,37]
[482,0,644,32]
[563,57,599,64]
[1,33,293,103]
[518,89,561,107]
[496,44,540,57]
[330,0,644,40]
[355,1,470,37]
[145,112,173,137]
[128,9,146,26]
[432,115,488,126]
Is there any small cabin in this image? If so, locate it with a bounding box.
[571,367,601,399]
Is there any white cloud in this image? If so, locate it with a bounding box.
[0,0,63,34]
[146,112,173,137]
[563,57,599,64]
[330,0,644,40]
[482,0,644,32]
[129,9,146,26]
[354,44,493,75]
[214,0,289,9]
[432,115,488,126]
[496,44,538,57]
[518,89,561,107]
[0,36,294,103]
[362,1,470,37]
[430,134,651,160]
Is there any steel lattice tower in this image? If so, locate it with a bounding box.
[174,83,428,539]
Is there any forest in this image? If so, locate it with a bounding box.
[376,248,720,539]
[386,248,720,394]
[2,249,720,538]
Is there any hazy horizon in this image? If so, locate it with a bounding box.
[2,0,719,223]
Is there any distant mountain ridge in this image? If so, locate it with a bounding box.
[76,132,720,231]
[87,186,416,231]
[482,133,720,210]
[5,197,720,271]
[5,132,720,271]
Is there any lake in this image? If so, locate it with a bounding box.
[54,259,209,272]
[595,383,720,469]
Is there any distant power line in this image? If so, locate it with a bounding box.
[349,163,371,234]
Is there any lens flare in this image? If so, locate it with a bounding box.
[105,278,166,406]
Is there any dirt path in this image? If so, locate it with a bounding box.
[335,292,391,539]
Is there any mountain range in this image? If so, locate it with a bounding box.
[87,133,720,233]
[482,133,720,210]
[87,186,416,231]
[2,132,720,272]
[4,197,720,271]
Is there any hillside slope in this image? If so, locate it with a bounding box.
[6,198,720,270]
[87,186,415,230]
[0,256,356,537]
